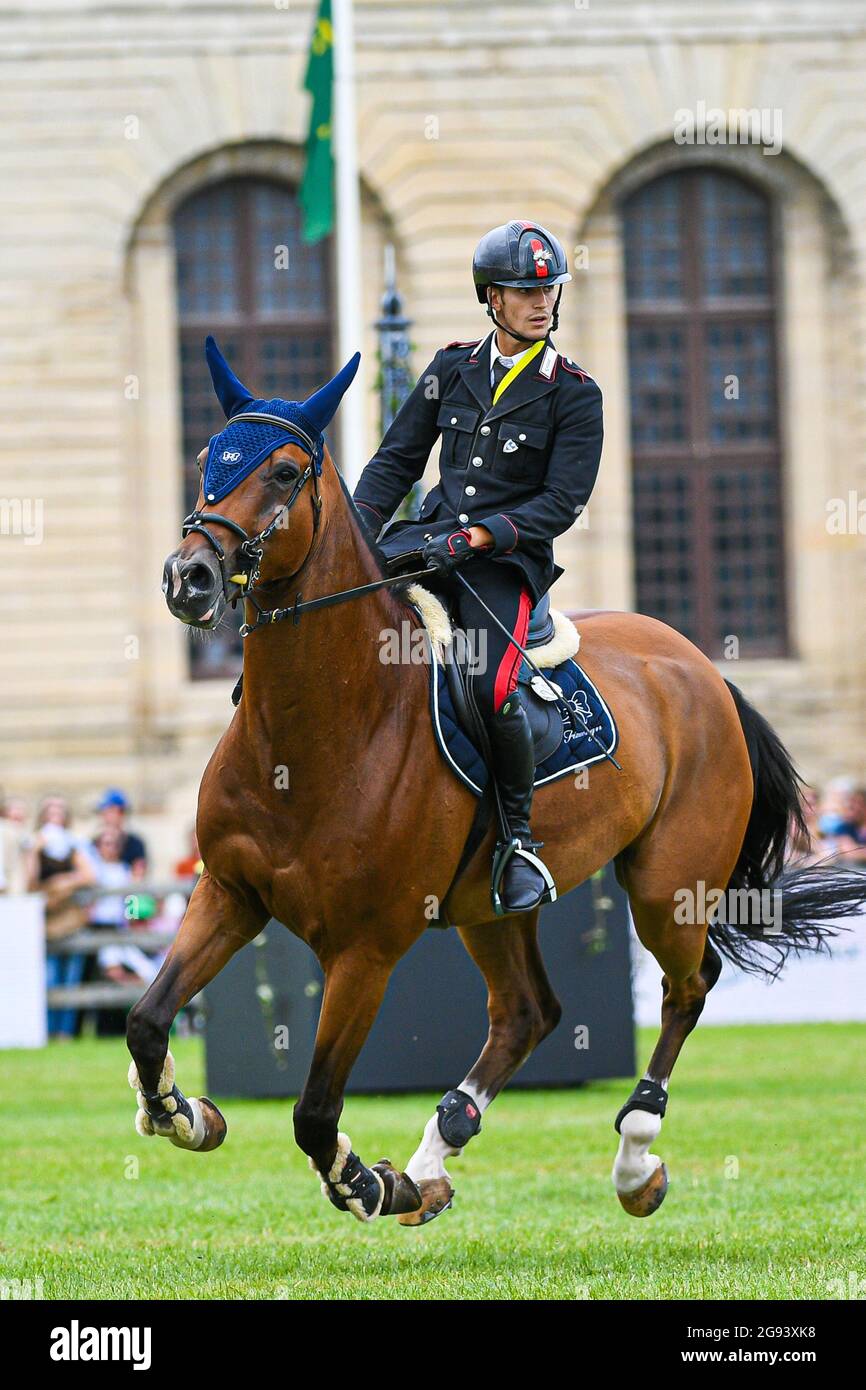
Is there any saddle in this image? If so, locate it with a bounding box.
[441,592,569,767]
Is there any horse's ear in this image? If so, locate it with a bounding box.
[301,352,361,434]
[205,335,255,419]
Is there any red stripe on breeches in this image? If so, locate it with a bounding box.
[493,588,532,711]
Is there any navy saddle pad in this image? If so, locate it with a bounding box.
[429,638,619,798]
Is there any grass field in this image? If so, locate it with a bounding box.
[0,1024,862,1301]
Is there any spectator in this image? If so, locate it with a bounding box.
[788,784,818,861]
[849,785,866,845]
[23,795,95,1040]
[814,777,866,866]
[94,789,148,874]
[91,826,159,988]
[0,794,28,894]
[2,794,28,825]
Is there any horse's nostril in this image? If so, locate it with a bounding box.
[185,563,216,596]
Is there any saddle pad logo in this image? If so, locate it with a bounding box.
[221,449,242,462]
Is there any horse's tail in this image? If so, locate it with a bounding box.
[711,680,866,980]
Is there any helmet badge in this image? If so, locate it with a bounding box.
[529,237,551,278]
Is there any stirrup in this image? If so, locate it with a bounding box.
[491,837,557,917]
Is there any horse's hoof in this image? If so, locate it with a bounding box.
[397,1177,454,1227]
[197,1097,228,1151]
[373,1159,423,1216]
[168,1096,227,1153]
[617,1162,668,1217]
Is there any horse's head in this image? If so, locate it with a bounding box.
[163,336,360,629]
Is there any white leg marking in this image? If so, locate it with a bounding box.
[458,1080,493,1114]
[612,1109,664,1195]
[405,1114,459,1185]
[405,1083,490,1185]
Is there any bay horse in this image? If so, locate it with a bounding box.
[127,345,866,1225]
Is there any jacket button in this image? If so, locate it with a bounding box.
[518,433,527,441]
[465,485,476,496]
[450,416,458,425]
[480,425,491,436]
[458,513,469,524]
[471,455,483,466]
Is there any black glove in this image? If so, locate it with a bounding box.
[421,529,475,576]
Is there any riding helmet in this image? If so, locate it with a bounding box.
[472,221,572,302]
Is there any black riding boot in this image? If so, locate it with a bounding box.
[487,694,555,914]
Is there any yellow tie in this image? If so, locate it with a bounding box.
[492,340,546,405]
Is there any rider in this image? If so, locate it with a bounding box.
[353,221,604,913]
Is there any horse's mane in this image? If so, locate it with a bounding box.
[333,463,390,577]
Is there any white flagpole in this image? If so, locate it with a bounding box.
[332,0,366,487]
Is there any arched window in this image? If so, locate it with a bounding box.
[623,168,787,657]
[174,177,333,677]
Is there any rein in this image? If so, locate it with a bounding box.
[181,418,432,640]
[238,563,435,637]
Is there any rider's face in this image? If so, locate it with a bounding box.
[491,283,559,339]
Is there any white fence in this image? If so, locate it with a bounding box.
[0,882,195,1047]
[631,910,866,1025]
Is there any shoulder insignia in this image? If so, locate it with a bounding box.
[445,339,481,351]
[560,355,592,382]
[538,346,558,380]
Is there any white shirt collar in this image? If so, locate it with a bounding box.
[490,331,532,374]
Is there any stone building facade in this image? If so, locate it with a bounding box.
[1,1,864,868]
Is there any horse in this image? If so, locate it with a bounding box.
[127,347,866,1225]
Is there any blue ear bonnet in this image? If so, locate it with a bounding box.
[201,336,361,505]
[203,402,324,504]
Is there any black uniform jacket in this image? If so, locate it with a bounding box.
[352,331,603,605]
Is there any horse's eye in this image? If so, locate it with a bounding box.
[274,467,297,485]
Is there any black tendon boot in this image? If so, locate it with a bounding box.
[487,694,557,914]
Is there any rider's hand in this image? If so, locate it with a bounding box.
[467,525,495,550]
[421,528,475,576]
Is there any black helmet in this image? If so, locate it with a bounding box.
[472,221,572,302]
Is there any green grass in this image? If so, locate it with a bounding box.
[0,1025,862,1300]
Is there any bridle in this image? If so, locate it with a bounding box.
[182,412,323,637]
[181,412,431,639]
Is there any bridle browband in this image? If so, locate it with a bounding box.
[181,414,431,640]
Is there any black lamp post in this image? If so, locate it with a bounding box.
[375,244,413,435]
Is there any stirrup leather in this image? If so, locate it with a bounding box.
[491,836,557,916]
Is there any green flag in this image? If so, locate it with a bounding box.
[300,0,334,243]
